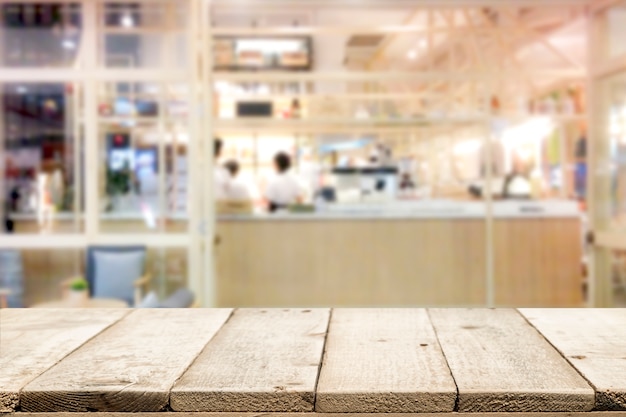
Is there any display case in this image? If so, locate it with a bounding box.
[213,36,312,71]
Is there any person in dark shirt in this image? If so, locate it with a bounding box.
[575,136,587,200]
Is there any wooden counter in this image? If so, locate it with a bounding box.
[216,216,582,307]
[1,308,625,414]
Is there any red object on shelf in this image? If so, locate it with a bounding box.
[99,103,112,116]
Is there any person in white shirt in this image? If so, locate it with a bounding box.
[213,138,229,200]
[223,160,252,201]
[265,152,303,212]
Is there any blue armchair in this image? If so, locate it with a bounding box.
[0,250,23,308]
[81,245,152,306]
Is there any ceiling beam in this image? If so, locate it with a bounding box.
[501,8,585,71]
[366,10,423,70]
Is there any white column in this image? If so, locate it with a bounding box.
[187,0,205,306]
[82,0,99,241]
[202,0,216,307]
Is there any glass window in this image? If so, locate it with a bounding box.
[19,248,82,307]
[607,72,626,228]
[11,247,190,307]
[149,247,189,300]
[2,82,84,235]
[100,1,188,70]
[1,2,82,68]
[96,81,189,233]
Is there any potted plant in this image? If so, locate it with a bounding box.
[67,277,89,307]
[105,162,132,212]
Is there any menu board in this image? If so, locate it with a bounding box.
[213,36,312,71]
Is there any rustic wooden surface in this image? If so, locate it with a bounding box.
[10,413,626,417]
[2,308,625,414]
[170,309,329,412]
[316,309,456,413]
[520,308,626,411]
[428,309,595,412]
[0,309,129,413]
[20,309,232,412]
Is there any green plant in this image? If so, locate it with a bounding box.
[106,168,131,196]
[70,278,88,291]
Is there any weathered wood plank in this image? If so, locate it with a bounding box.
[428,308,595,412]
[11,412,626,417]
[170,308,330,412]
[520,308,626,410]
[315,308,456,413]
[0,308,129,412]
[20,309,232,412]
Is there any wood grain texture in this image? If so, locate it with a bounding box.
[0,309,128,412]
[216,220,487,307]
[520,308,626,410]
[20,309,232,412]
[11,413,626,417]
[315,309,456,413]
[493,219,583,306]
[428,308,595,412]
[170,308,330,412]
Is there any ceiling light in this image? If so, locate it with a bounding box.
[407,50,417,60]
[120,13,134,28]
[237,39,302,54]
[62,40,76,50]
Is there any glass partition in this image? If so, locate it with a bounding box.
[1,82,84,235]
[96,82,190,233]
[1,2,82,68]
[100,1,188,70]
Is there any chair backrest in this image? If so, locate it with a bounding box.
[0,250,23,308]
[86,245,146,305]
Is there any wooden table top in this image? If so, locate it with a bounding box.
[1,308,625,415]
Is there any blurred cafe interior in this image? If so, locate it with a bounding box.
[1,0,626,308]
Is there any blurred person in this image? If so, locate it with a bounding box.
[223,160,252,201]
[214,138,229,200]
[501,152,534,199]
[265,152,304,213]
[575,133,587,201]
[290,98,301,119]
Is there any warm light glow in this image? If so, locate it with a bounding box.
[214,81,230,94]
[120,13,135,28]
[453,139,482,155]
[407,50,417,60]
[502,117,554,147]
[236,39,302,54]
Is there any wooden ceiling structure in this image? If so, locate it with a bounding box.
[208,1,589,134]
